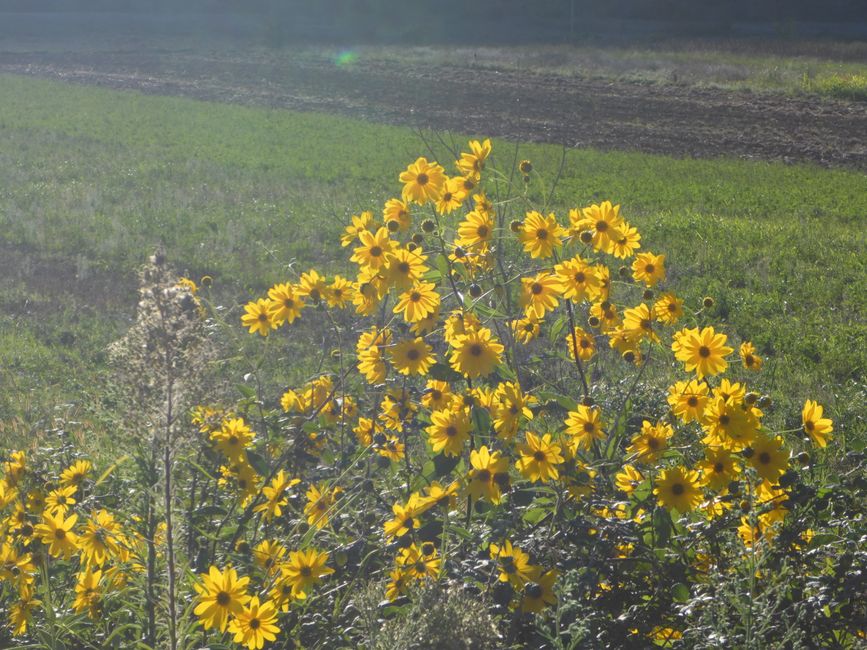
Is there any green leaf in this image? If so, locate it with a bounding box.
[246,450,270,476]
[195,505,228,518]
[653,507,672,547]
[672,582,690,603]
[471,405,492,435]
[549,314,568,343]
[94,454,130,487]
[523,507,549,525]
[429,362,463,383]
[236,383,256,399]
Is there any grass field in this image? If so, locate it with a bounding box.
[0,73,864,454]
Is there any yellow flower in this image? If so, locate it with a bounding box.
[490,540,537,588]
[385,569,412,601]
[443,309,481,345]
[654,466,703,512]
[564,405,606,451]
[739,341,763,370]
[435,176,468,214]
[456,210,494,249]
[590,300,621,332]
[281,549,334,599]
[389,337,435,376]
[397,543,441,580]
[421,380,454,411]
[697,448,740,491]
[631,252,666,286]
[520,271,563,319]
[323,275,354,309]
[34,511,79,559]
[266,282,305,325]
[554,256,601,303]
[626,421,672,463]
[253,540,288,576]
[519,211,563,258]
[211,418,255,461]
[352,227,397,271]
[427,407,472,457]
[377,436,405,462]
[492,382,535,439]
[672,326,733,378]
[520,568,558,613]
[253,471,300,522]
[383,198,411,232]
[802,399,833,448]
[449,327,504,378]
[240,299,276,336]
[59,460,92,489]
[227,596,280,650]
[384,496,423,539]
[77,509,123,566]
[701,397,759,450]
[512,314,541,344]
[468,446,509,504]
[193,565,251,632]
[400,157,445,205]
[44,485,76,516]
[622,303,659,343]
[384,247,429,290]
[341,210,376,246]
[571,201,623,253]
[748,434,789,482]
[304,483,342,529]
[455,138,492,180]
[609,222,642,258]
[516,432,564,482]
[393,282,440,324]
[72,566,103,618]
[615,464,644,494]
[667,379,709,423]
[653,292,684,325]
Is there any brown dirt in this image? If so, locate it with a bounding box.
[2,49,867,170]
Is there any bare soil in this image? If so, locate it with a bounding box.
[2,49,867,170]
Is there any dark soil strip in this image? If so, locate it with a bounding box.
[2,50,867,170]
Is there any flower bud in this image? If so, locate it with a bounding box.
[510,220,523,233]
[387,219,400,232]
[642,289,654,300]
[412,233,424,245]
[469,283,482,298]
[421,219,436,233]
[702,296,715,308]
[579,230,593,244]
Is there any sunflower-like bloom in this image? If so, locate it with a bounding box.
[516,432,564,483]
[653,292,684,325]
[341,210,376,247]
[393,282,440,324]
[654,466,703,512]
[519,211,563,258]
[59,460,92,489]
[449,327,504,378]
[44,485,76,516]
[698,448,741,491]
[622,303,659,343]
[435,176,468,214]
[564,326,596,362]
[554,256,601,303]
[384,247,429,290]
[748,434,789,483]
[77,509,123,566]
[667,379,709,423]
[383,198,411,231]
[427,407,472,457]
[72,566,103,618]
[384,496,424,539]
[303,484,342,530]
[802,399,833,448]
[609,222,642,258]
[520,568,558,613]
[455,138,492,181]
[241,299,276,337]
[626,420,672,463]
[701,397,759,450]
[252,540,287,576]
[492,382,535,439]
[571,201,624,253]
[520,272,563,319]
[564,405,606,451]
[323,275,354,309]
[253,471,300,523]
[468,446,509,504]
[590,300,621,332]
[456,210,494,250]
[266,282,305,325]
[34,511,79,559]
[739,341,763,370]
[631,251,666,286]
[615,464,644,494]
[211,418,255,461]
[228,596,281,650]
[193,565,251,632]
[351,227,397,271]
[398,542,441,580]
[400,157,446,205]
[281,549,334,599]
[490,540,537,588]
[389,337,435,376]
[512,314,541,344]
[672,326,733,378]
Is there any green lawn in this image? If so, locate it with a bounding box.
[0,74,864,451]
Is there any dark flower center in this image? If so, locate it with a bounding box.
[370,245,383,257]
[536,229,548,240]
[406,349,420,361]
[300,566,312,577]
[217,591,231,606]
[698,346,711,358]
[416,173,429,186]
[714,462,724,473]
[477,226,489,237]
[671,483,685,496]
[410,292,422,302]
[446,426,458,437]
[687,397,698,407]
[469,344,483,357]
[758,452,771,465]
[574,272,585,282]
[531,283,543,295]
[476,469,491,482]
[249,618,261,630]
[533,451,546,462]
[645,264,655,274]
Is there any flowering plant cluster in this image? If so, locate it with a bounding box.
[1,139,863,649]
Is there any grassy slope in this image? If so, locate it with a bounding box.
[0,74,864,450]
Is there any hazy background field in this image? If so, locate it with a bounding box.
[1,2,865,457]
